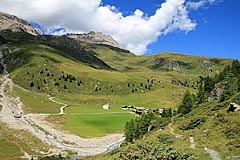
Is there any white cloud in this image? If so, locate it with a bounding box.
[187,0,219,10]
[0,0,197,55]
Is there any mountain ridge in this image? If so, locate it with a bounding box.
[66,31,127,51]
[0,11,42,36]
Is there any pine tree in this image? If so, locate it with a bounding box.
[64,84,67,89]
[125,119,136,142]
[43,79,47,84]
[197,82,205,104]
[178,90,194,114]
[204,76,215,93]
[148,85,151,90]
[55,82,60,87]
[219,72,238,102]
[30,81,34,87]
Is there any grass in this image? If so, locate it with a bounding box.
[0,122,50,159]
[65,112,134,138]
[5,42,219,139]
[0,140,22,160]
[0,31,237,160]
[13,86,60,114]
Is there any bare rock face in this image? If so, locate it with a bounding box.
[208,83,224,102]
[66,31,126,50]
[0,12,42,36]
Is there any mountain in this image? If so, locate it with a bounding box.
[0,12,42,36]
[66,31,126,50]
[0,12,238,160]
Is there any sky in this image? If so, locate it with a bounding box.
[0,0,239,59]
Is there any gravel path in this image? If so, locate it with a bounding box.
[205,147,222,160]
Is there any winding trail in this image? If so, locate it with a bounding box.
[49,97,67,115]
[168,123,182,139]
[0,56,125,158]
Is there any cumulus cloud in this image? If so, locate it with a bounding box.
[0,0,197,55]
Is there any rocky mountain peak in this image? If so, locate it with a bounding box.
[0,12,42,36]
[66,31,126,50]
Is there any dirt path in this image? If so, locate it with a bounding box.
[49,97,67,115]
[168,123,182,138]
[0,58,125,158]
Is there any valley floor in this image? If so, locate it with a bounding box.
[0,74,125,159]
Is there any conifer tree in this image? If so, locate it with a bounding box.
[220,72,238,102]
[30,81,34,87]
[197,82,205,104]
[178,90,194,114]
[125,119,136,142]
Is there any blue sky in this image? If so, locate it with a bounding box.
[0,0,239,59]
[102,0,240,59]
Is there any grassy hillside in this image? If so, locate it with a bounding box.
[0,31,236,160]
[89,99,239,160]
[0,31,232,138]
[86,61,240,160]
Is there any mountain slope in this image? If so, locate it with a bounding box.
[0,12,42,36]
[0,12,237,160]
[66,31,126,50]
[86,61,240,160]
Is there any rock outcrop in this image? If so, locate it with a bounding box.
[208,83,224,102]
[0,12,42,36]
[150,57,188,72]
[66,31,126,50]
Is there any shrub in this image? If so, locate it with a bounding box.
[180,117,206,130]
[157,134,174,145]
